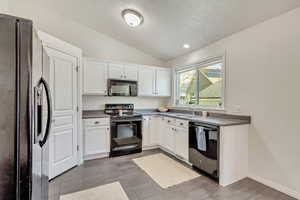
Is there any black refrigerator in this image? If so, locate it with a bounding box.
[0,14,52,200]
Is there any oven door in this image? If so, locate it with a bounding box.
[189,124,219,178]
[111,121,142,152]
[108,79,137,96]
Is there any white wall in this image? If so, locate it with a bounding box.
[168,7,300,198]
[8,2,164,66]
[8,1,170,110]
[0,0,9,14]
[83,96,170,111]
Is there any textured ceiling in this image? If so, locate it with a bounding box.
[30,0,300,61]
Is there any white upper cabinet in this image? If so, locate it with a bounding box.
[138,66,156,96]
[83,59,108,95]
[124,64,138,81]
[108,63,124,80]
[156,68,172,96]
[83,59,171,97]
[138,66,171,97]
[108,63,138,81]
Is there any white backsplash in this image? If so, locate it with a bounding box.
[82,96,171,110]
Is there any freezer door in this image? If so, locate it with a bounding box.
[31,29,44,200]
[32,34,52,200]
[41,48,52,200]
[17,18,33,200]
[0,14,17,200]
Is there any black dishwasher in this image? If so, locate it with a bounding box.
[189,122,219,179]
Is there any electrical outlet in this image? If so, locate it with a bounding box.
[232,105,241,113]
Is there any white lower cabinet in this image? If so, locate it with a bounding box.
[83,118,110,160]
[160,117,189,161]
[165,125,176,152]
[149,116,160,145]
[142,116,160,148]
[174,127,189,160]
[142,116,150,147]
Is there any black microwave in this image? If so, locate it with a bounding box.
[107,79,138,97]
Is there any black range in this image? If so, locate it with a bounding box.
[104,104,143,157]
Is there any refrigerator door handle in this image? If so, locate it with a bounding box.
[38,77,53,147]
[34,86,43,144]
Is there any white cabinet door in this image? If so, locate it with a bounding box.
[124,64,138,81]
[84,126,110,156]
[156,68,171,96]
[108,63,124,79]
[160,118,168,149]
[83,60,107,95]
[165,125,176,152]
[138,66,156,96]
[149,116,160,145]
[175,128,189,160]
[46,47,78,179]
[142,116,150,147]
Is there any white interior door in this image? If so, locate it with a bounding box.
[46,47,78,179]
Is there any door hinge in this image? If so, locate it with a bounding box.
[76,66,79,72]
[76,106,79,112]
[77,145,79,151]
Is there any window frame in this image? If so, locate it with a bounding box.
[174,55,226,110]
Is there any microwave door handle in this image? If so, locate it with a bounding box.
[38,78,53,147]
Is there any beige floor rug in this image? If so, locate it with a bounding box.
[60,182,129,200]
[133,153,200,189]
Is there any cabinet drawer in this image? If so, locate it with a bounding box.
[84,118,110,126]
[176,119,189,129]
[165,117,176,126]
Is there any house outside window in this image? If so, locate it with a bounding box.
[175,56,225,109]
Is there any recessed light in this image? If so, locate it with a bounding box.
[122,9,144,27]
[183,44,190,49]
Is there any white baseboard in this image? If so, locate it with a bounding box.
[84,152,109,161]
[248,174,300,200]
[142,145,159,151]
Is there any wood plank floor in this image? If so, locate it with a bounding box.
[49,149,296,200]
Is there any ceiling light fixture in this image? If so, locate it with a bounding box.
[183,44,190,49]
[122,9,144,27]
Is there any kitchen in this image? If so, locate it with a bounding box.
[1,0,300,200]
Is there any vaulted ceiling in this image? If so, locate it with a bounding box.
[27,0,300,61]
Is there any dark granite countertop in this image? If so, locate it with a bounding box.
[135,110,250,127]
[82,109,251,127]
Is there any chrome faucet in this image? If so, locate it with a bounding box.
[190,107,196,116]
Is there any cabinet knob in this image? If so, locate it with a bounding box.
[180,123,183,126]
[94,121,100,124]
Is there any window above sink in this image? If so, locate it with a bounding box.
[174,55,225,110]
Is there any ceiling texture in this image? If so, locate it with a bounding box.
[31,0,300,61]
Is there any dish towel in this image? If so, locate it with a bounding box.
[196,127,206,151]
[209,131,218,141]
